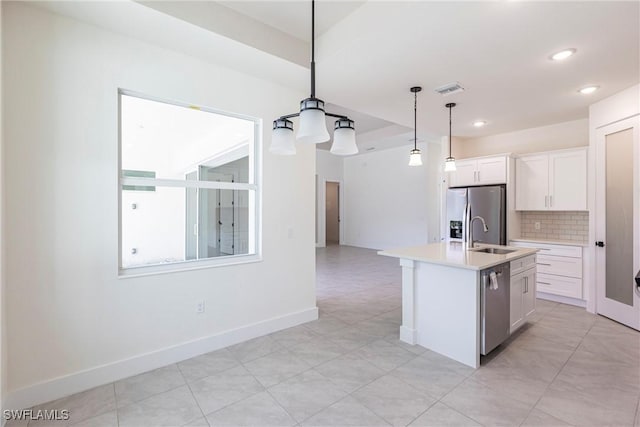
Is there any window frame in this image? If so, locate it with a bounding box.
[117,89,262,278]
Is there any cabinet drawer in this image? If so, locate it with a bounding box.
[535,244,582,258]
[537,273,582,299]
[537,254,582,278]
[510,255,536,275]
[510,241,582,258]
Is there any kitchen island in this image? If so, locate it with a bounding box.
[379,242,538,368]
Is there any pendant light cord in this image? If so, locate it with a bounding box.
[310,0,316,98]
[449,105,452,156]
[414,91,417,151]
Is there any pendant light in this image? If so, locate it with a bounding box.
[270,0,357,156]
[408,86,423,167]
[444,102,457,172]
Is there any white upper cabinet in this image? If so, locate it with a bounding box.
[515,148,587,211]
[515,154,549,210]
[451,160,477,187]
[548,150,588,210]
[449,155,507,187]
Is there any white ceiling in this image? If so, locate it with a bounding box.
[318,1,639,138]
[35,1,640,152]
[219,1,640,139]
[219,1,366,42]
[315,103,402,151]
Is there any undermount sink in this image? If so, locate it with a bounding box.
[469,247,517,255]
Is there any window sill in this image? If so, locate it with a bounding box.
[118,254,263,279]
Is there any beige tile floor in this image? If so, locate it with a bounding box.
[10,245,640,426]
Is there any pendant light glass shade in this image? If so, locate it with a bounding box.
[270,119,296,155]
[296,98,330,144]
[444,156,457,171]
[330,119,358,155]
[409,148,423,166]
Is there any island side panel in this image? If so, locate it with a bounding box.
[414,262,480,368]
[399,258,417,344]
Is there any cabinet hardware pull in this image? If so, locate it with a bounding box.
[537,263,551,266]
[538,281,551,285]
[477,171,480,181]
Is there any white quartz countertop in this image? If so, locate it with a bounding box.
[510,238,589,248]
[378,242,538,271]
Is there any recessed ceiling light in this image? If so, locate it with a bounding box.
[579,85,599,95]
[550,48,576,61]
[473,120,487,127]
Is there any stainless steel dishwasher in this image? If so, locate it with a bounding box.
[480,262,510,355]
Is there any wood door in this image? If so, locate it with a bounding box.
[325,182,340,244]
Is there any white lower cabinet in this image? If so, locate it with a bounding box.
[510,241,583,299]
[510,255,536,333]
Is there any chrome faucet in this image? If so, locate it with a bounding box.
[468,216,489,248]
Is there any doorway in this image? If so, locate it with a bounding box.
[595,116,640,330]
[325,181,340,245]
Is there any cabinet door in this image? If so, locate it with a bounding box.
[510,271,525,333]
[523,268,536,318]
[516,155,549,210]
[450,160,477,187]
[549,149,587,210]
[477,156,507,184]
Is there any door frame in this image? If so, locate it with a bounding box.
[593,115,640,328]
[317,178,344,247]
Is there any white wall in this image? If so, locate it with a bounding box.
[2,2,315,408]
[589,85,640,130]
[315,150,344,247]
[342,142,442,250]
[454,119,589,158]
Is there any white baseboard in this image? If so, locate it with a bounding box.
[399,326,417,345]
[4,307,318,411]
[537,292,587,308]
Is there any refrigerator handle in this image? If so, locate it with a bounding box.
[463,203,471,244]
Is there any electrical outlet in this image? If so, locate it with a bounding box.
[196,300,205,314]
[534,221,541,230]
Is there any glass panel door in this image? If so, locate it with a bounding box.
[596,115,640,331]
[605,128,634,306]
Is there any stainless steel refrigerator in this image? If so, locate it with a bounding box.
[446,185,506,245]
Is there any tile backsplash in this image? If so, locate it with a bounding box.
[520,211,588,243]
